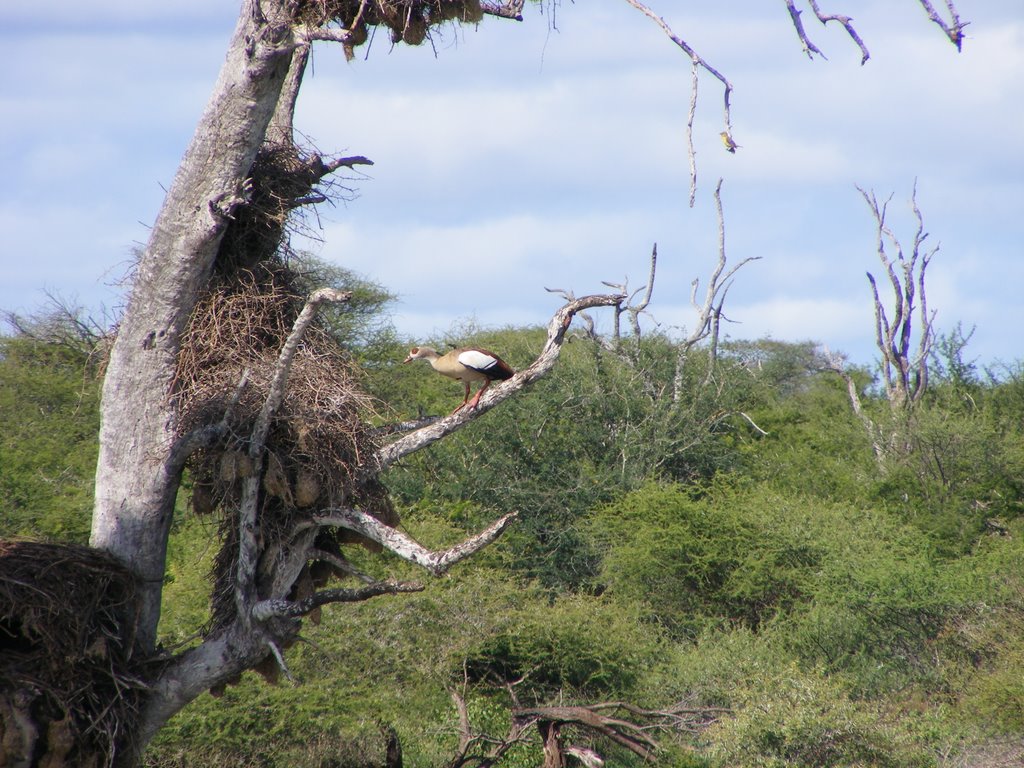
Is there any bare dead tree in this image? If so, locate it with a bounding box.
[860,182,939,412]
[672,178,760,403]
[823,183,941,467]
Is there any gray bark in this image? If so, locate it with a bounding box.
[90,2,298,654]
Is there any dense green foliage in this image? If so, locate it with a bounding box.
[4,298,1024,766]
[0,312,101,541]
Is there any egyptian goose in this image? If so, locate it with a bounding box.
[403,346,514,414]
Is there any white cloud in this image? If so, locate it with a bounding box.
[1,1,1021,369]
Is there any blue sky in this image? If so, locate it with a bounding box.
[2,1,1022,368]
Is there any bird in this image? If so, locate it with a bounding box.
[403,346,514,414]
[720,130,740,153]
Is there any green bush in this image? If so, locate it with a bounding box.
[587,481,820,638]
[0,328,100,540]
[705,665,932,768]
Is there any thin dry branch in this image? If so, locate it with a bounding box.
[622,0,733,202]
[784,0,829,60]
[807,0,870,64]
[599,244,656,347]
[252,579,424,620]
[917,0,967,50]
[686,58,699,207]
[313,508,518,576]
[673,178,760,401]
[629,243,657,339]
[786,0,870,64]
[371,293,624,472]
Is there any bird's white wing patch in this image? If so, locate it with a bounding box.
[458,349,498,372]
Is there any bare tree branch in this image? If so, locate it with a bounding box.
[686,58,699,207]
[673,178,760,402]
[252,579,424,620]
[807,1,870,64]
[597,244,657,352]
[371,293,624,472]
[622,0,733,202]
[917,0,967,51]
[784,0,830,61]
[313,508,518,576]
[785,1,870,65]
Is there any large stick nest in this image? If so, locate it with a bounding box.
[176,142,396,629]
[299,0,485,49]
[0,540,145,768]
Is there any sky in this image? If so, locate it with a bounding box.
[2,1,1022,369]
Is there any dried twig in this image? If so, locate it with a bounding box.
[621,0,733,202]
[917,0,967,50]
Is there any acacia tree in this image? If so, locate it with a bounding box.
[0,1,967,766]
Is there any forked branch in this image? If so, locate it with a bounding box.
[371,293,624,472]
[786,0,870,64]
[312,508,519,576]
[673,178,760,401]
[917,0,967,50]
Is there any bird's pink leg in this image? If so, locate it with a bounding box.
[450,383,472,415]
[467,381,490,410]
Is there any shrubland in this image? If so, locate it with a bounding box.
[2,297,1023,766]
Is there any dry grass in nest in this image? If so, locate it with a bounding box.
[176,264,377,506]
[216,143,326,275]
[296,0,484,48]
[175,262,395,627]
[0,540,145,768]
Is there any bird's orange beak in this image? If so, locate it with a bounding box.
[402,354,414,364]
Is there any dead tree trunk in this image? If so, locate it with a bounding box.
[91,1,298,655]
